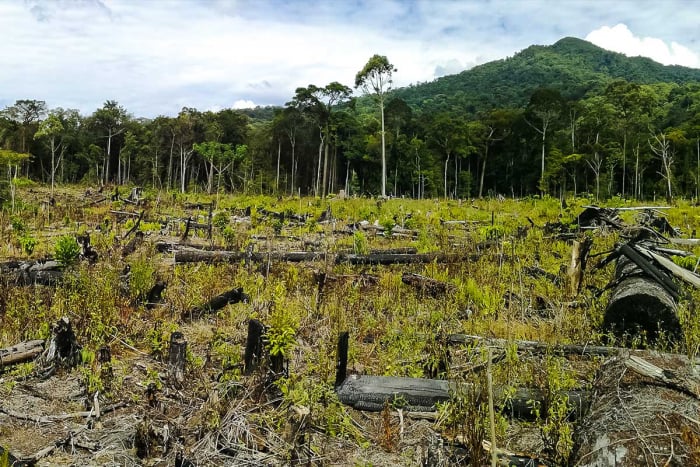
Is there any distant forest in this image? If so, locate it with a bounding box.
[2,37,700,201]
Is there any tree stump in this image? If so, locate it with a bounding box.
[168,331,187,384]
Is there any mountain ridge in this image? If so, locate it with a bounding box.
[391,36,700,115]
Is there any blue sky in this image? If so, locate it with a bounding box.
[1,0,699,117]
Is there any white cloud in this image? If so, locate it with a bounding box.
[586,23,700,68]
[1,2,699,117]
[232,100,256,109]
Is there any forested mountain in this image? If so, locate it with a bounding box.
[394,37,700,116]
[1,37,700,202]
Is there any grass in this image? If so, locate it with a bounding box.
[1,184,699,464]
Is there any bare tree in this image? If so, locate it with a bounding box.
[649,131,673,201]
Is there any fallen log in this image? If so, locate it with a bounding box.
[182,287,249,320]
[335,253,449,265]
[447,334,621,357]
[335,374,586,419]
[0,260,65,286]
[0,339,45,370]
[603,245,681,343]
[401,272,456,298]
[174,249,327,264]
[574,356,697,466]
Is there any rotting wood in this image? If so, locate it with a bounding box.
[624,355,700,399]
[0,339,44,369]
[168,331,187,384]
[401,272,456,298]
[182,287,249,321]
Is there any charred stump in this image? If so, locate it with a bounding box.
[244,319,266,375]
[36,317,81,377]
[168,331,187,384]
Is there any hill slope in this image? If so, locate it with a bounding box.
[393,37,700,115]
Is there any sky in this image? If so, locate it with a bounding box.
[1,0,699,118]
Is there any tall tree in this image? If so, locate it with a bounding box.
[355,54,396,197]
[2,100,47,154]
[92,100,128,185]
[525,88,563,193]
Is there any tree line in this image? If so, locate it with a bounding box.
[1,54,700,202]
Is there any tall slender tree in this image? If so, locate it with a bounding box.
[355,55,396,197]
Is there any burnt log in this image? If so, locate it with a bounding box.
[604,246,680,343]
[401,272,456,298]
[168,331,187,384]
[1,260,64,286]
[335,253,450,265]
[174,249,327,264]
[336,374,587,419]
[182,287,249,320]
[0,339,45,370]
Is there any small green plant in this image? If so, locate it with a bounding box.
[213,211,230,230]
[19,235,37,255]
[353,231,369,255]
[54,235,80,266]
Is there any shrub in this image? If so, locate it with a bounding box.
[54,235,80,266]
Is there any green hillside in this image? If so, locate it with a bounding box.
[393,37,700,115]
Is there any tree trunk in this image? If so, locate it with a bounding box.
[167,331,187,384]
[604,248,680,343]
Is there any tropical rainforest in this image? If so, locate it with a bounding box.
[2,36,700,203]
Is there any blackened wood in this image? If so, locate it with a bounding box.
[335,374,588,419]
[619,243,679,299]
[123,210,145,239]
[144,280,167,309]
[121,231,144,257]
[182,287,249,320]
[335,332,349,388]
[0,339,45,369]
[401,272,456,298]
[335,253,448,265]
[336,375,451,412]
[244,319,265,375]
[180,217,192,241]
[174,249,327,264]
[39,317,81,370]
[168,331,187,384]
